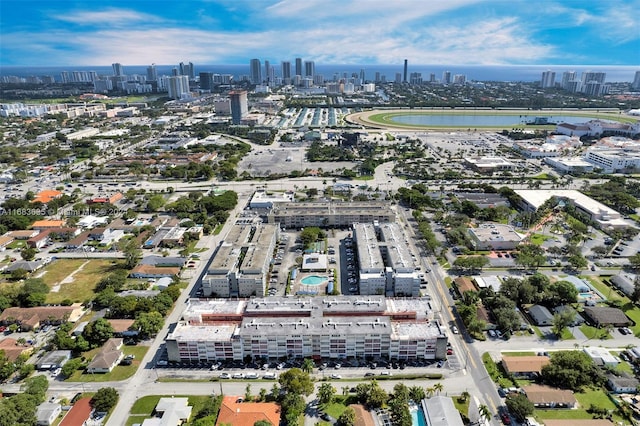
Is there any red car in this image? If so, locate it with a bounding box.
[447,348,453,355]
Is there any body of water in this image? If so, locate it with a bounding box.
[389,113,610,127]
[410,405,427,426]
[1,64,637,83]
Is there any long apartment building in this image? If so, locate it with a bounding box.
[201,223,278,297]
[267,201,395,229]
[165,296,447,363]
[354,222,421,297]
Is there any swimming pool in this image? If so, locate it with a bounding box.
[300,275,327,285]
[410,405,426,426]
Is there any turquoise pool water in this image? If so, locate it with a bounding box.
[410,406,426,426]
[300,275,327,285]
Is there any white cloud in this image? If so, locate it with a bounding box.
[52,8,165,27]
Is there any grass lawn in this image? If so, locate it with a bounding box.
[452,396,470,421]
[558,328,575,340]
[67,345,149,382]
[583,277,624,301]
[322,396,354,419]
[503,351,536,356]
[529,234,552,245]
[579,325,611,340]
[127,395,214,426]
[536,388,625,423]
[43,259,126,304]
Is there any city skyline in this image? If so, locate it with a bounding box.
[0,0,638,67]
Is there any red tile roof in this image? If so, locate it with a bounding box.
[216,396,281,426]
[60,397,92,426]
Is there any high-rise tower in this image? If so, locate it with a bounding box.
[229,90,249,124]
[112,63,124,76]
[403,60,408,83]
[304,61,315,77]
[541,70,556,88]
[295,58,303,77]
[249,59,262,84]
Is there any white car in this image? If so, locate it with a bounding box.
[330,374,342,379]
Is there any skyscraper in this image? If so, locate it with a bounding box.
[632,71,640,91]
[229,90,248,124]
[403,59,408,83]
[112,63,124,76]
[561,71,577,90]
[281,61,291,81]
[295,58,303,77]
[249,59,262,84]
[581,71,606,85]
[167,75,189,99]
[541,70,556,88]
[264,60,271,84]
[199,72,214,91]
[179,62,194,78]
[442,71,451,84]
[304,61,315,77]
[146,64,157,82]
[359,69,366,84]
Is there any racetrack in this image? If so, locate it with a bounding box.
[347,108,632,131]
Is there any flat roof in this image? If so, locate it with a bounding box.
[168,322,238,342]
[468,223,523,243]
[354,223,384,272]
[379,222,416,271]
[208,244,241,274]
[515,189,618,217]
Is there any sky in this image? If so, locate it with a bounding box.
[0,0,639,67]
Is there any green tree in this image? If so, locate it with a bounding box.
[280,393,305,425]
[146,194,166,212]
[544,280,579,307]
[505,394,534,421]
[541,351,602,390]
[119,238,142,269]
[551,310,576,337]
[567,254,588,271]
[20,246,37,261]
[91,387,119,413]
[23,374,49,403]
[301,358,315,374]
[409,386,426,402]
[278,368,314,396]
[318,383,336,404]
[338,407,356,426]
[132,311,164,338]
[82,318,114,347]
[61,358,84,378]
[254,421,272,426]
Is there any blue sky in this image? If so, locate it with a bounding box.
[1,0,639,66]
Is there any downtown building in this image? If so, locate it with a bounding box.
[165,296,447,363]
[267,201,395,229]
[353,223,421,297]
[201,222,278,298]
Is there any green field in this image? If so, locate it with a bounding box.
[42,259,125,304]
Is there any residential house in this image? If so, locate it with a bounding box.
[5,259,46,273]
[141,397,193,426]
[454,277,477,295]
[6,229,39,240]
[129,265,180,279]
[420,396,464,426]
[553,305,584,325]
[607,373,640,394]
[36,350,72,370]
[59,397,92,426]
[522,384,577,408]
[31,219,66,230]
[0,337,34,361]
[65,230,91,250]
[583,306,631,327]
[86,338,124,373]
[216,395,281,426]
[502,356,550,378]
[86,192,123,204]
[528,305,554,326]
[107,319,138,338]
[0,234,15,250]
[140,256,187,268]
[583,347,620,367]
[36,402,62,426]
[0,305,84,331]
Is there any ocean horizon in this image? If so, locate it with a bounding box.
[1,64,638,83]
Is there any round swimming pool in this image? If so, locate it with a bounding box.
[300,275,327,285]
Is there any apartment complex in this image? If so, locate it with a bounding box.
[201,223,278,298]
[354,222,421,297]
[165,296,446,363]
[267,201,395,229]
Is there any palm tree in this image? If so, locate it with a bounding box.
[301,358,315,374]
[479,404,491,423]
[460,390,470,402]
[425,387,435,398]
[433,382,443,395]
